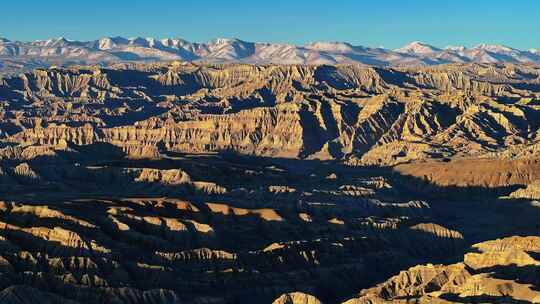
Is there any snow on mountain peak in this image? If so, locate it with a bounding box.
[1,36,540,68]
[395,41,441,54]
[445,45,467,52]
[473,44,515,53]
[210,38,243,45]
[305,41,355,53]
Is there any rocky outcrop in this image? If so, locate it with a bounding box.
[2,63,540,165]
[344,236,540,304]
[272,292,322,304]
[344,263,472,302]
[509,180,540,200]
[394,158,540,190]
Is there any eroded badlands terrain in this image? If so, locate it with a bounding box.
[1,62,540,303]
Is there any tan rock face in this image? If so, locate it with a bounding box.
[272,292,323,304]
[344,236,540,304]
[3,62,540,166]
[464,236,540,270]
[509,180,540,200]
[394,158,540,191]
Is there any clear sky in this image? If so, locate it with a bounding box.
[1,0,539,49]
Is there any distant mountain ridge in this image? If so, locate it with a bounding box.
[1,36,540,74]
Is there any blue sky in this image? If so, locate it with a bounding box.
[1,0,539,49]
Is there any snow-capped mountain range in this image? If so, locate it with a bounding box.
[1,37,539,74]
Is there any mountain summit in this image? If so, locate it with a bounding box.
[0,36,539,75]
[395,41,441,54]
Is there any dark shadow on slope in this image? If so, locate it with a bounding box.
[103,68,202,96]
[298,106,327,158]
[473,263,540,292]
[373,67,416,87]
[314,65,354,90]
[439,293,532,304]
[4,151,540,303]
[110,51,144,61]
